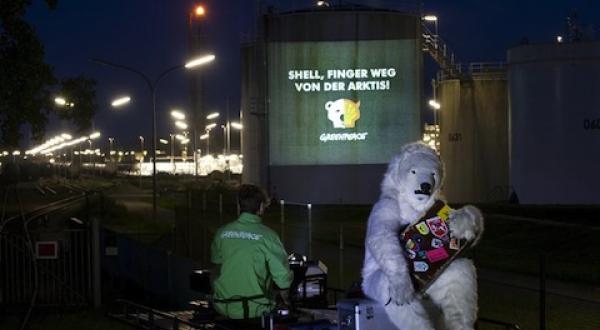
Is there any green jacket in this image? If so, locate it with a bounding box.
[210,212,293,319]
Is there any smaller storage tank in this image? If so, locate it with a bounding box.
[438,66,509,203]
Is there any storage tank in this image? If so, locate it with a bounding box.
[508,42,600,204]
[438,66,509,203]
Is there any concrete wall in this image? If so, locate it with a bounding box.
[509,42,600,204]
[269,164,386,204]
[439,74,509,203]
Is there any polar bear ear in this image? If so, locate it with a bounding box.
[355,100,360,108]
[381,142,443,195]
[381,153,404,193]
[325,101,333,110]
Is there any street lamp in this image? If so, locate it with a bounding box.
[428,99,441,110]
[111,96,131,107]
[184,54,215,69]
[171,110,186,120]
[189,5,210,178]
[428,99,441,126]
[91,53,215,220]
[193,4,206,17]
[175,121,188,130]
[428,99,441,152]
[55,96,75,108]
[206,112,219,120]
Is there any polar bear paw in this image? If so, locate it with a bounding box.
[449,205,484,244]
[388,274,416,305]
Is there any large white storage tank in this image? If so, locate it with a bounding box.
[508,42,600,204]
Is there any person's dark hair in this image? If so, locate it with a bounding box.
[238,184,269,214]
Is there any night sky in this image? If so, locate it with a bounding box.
[25,0,600,150]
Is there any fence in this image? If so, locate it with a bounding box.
[0,229,92,307]
[101,228,204,309]
[0,190,98,322]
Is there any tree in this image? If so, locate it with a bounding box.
[0,0,96,146]
[56,76,98,134]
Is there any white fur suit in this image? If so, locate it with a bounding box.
[362,142,484,330]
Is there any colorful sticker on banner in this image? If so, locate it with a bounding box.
[426,247,450,263]
[426,217,449,238]
[437,204,453,221]
[449,238,460,250]
[414,261,429,272]
[405,249,416,260]
[431,238,444,248]
[415,222,430,235]
[405,239,419,252]
[417,250,427,259]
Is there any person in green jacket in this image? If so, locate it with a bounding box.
[210,184,293,321]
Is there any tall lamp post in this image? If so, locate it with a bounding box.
[169,133,175,173]
[139,135,145,187]
[204,123,217,155]
[108,137,114,161]
[91,54,215,220]
[189,4,207,175]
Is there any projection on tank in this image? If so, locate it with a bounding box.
[268,40,420,165]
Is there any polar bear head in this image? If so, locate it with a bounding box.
[382,142,443,212]
[325,99,360,129]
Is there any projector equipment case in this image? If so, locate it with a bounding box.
[336,298,394,330]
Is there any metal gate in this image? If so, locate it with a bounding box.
[0,228,92,307]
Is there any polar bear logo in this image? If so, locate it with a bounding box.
[325,99,360,129]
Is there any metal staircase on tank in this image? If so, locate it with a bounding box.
[422,23,462,78]
[422,22,507,80]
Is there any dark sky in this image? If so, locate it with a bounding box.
[25,0,599,150]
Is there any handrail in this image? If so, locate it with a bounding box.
[436,62,507,81]
[422,23,461,78]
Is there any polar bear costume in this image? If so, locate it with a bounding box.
[362,142,484,330]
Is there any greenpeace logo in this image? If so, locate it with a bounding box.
[319,132,369,142]
[221,231,263,241]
